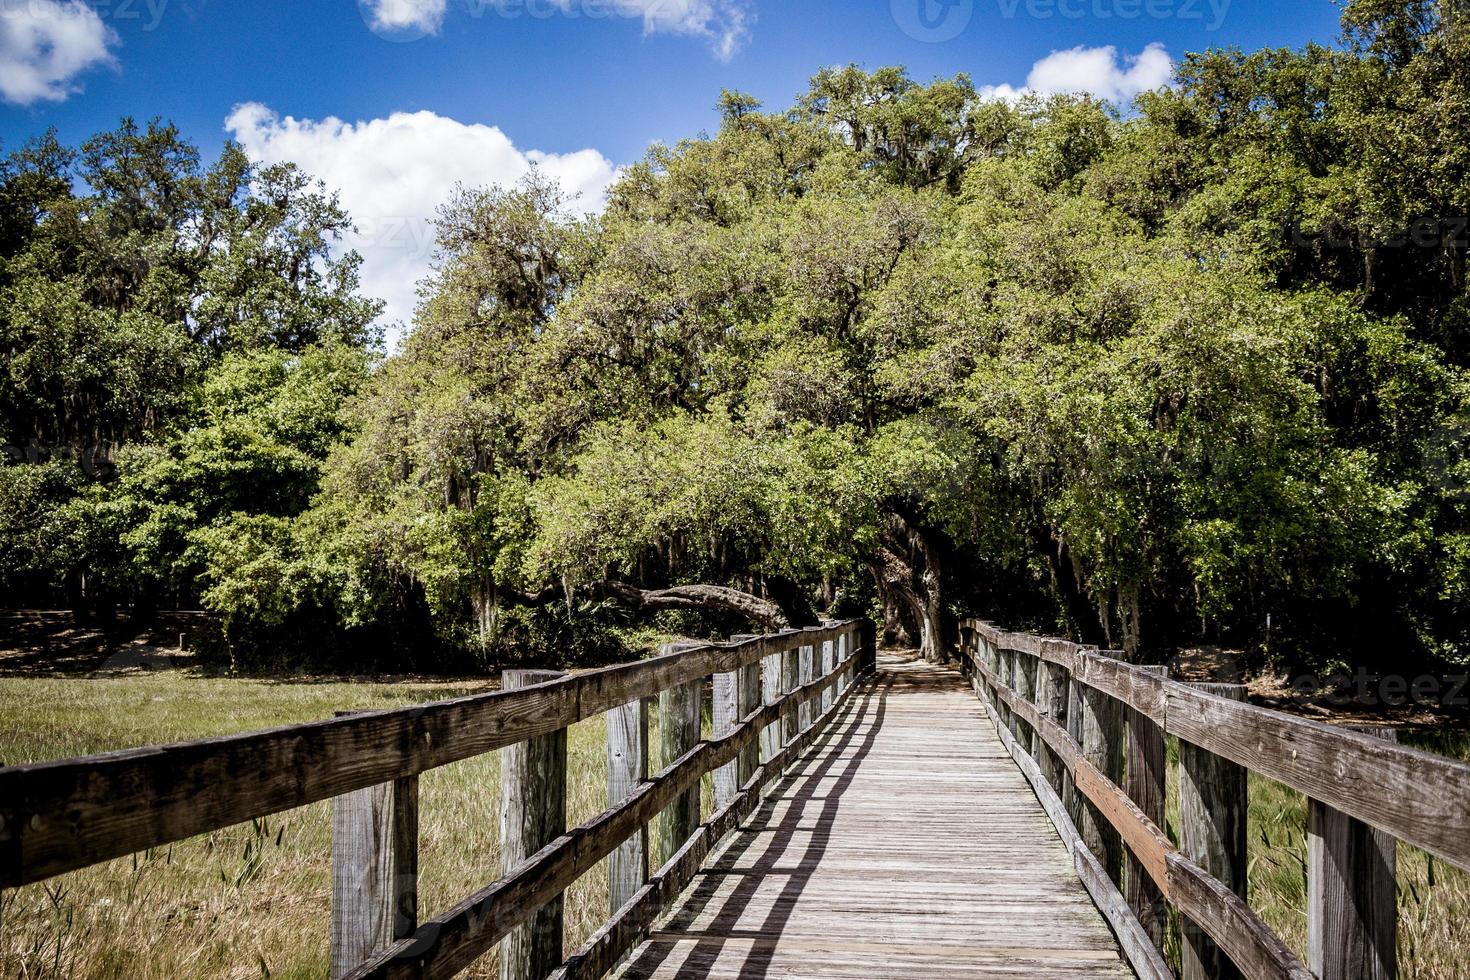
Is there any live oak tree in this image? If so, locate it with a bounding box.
[4,0,1469,672]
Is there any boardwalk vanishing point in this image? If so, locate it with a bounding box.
[6,617,1470,979]
[614,654,1133,978]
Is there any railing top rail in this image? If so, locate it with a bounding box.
[958,617,1470,873]
[0,620,862,890]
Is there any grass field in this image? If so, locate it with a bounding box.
[3,668,1469,978]
[1159,731,1470,980]
[0,668,715,980]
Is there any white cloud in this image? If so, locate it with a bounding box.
[362,0,448,35]
[581,0,752,60]
[981,43,1173,106]
[226,104,618,348]
[363,0,752,60]
[0,0,116,105]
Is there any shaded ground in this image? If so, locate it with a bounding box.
[0,609,209,677]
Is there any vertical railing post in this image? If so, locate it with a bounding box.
[760,637,786,764]
[797,632,816,730]
[1064,669,1085,827]
[1179,682,1249,980]
[499,669,568,980]
[330,769,418,979]
[1308,728,1398,980]
[819,624,836,714]
[781,635,801,750]
[840,625,852,693]
[860,618,877,675]
[1015,651,1039,758]
[714,635,761,809]
[657,657,702,866]
[1037,655,1069,795]
[606,692,650,914]
[1080,665,1125,883]
[1125,664,1169,953]
[998,646,1015,731]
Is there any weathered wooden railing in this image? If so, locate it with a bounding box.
[958,618,1470,980]
[0,619,877,979]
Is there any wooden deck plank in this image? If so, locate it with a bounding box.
[614,654,1135,979]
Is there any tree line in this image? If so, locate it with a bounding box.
[3,0,1468,675]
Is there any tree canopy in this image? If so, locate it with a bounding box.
[4,0,1469,674]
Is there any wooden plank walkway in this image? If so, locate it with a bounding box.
[614,653,1134,979]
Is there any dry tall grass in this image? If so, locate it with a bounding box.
[0,670,714,980]
[1162,731,1470,980]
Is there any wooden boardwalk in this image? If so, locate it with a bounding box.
[615,653,1133,979]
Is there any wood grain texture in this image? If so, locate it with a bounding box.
[1126,665,1169,953]
[345,653,860,980]
[1179,682,1247,980]
[607,655,1135,980]
[607,698,650,915]
[978,675,1172,980]
[0,622,866,889]
[964,643,1314,980]
[656,681,701,868]
[1168,855,1315,980]
[552,646,877,980]
[331,775,418,979]
[500,670,568,980]
[712,670,741,810]
[759,650,784,765]
[1081,683,1125,883]
[959,618,1470,875]
[1308,728,1398,980]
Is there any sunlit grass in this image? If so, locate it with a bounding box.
[0,669,702,979]
[1158,730,1470,980]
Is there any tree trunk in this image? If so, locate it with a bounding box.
[591,582,791,630]
[1037,523,1109,648]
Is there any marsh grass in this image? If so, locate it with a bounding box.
[1161,730,1470,979]
[0,669,717,979]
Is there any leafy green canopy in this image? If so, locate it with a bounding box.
[5,0,1470,672]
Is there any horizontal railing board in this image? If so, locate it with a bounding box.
[550,658,874,980]
[972,654,1173,898]
[975,673,1173,980]
[1166,855,1315,980]
[962,640,1313,980]
[344,652,857,980]
[960,618,1470,874]
[0,623,860,889]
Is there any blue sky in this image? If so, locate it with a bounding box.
[0,0,1346,339]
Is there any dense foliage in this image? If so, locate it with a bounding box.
[4,0,1469,673]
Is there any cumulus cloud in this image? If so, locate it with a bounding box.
[226,104,618,347]
[362,0,448,35]
[0,0,117,105]
[981,43,1173,106]
[362,0,751,60]
[581,0,751,60]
